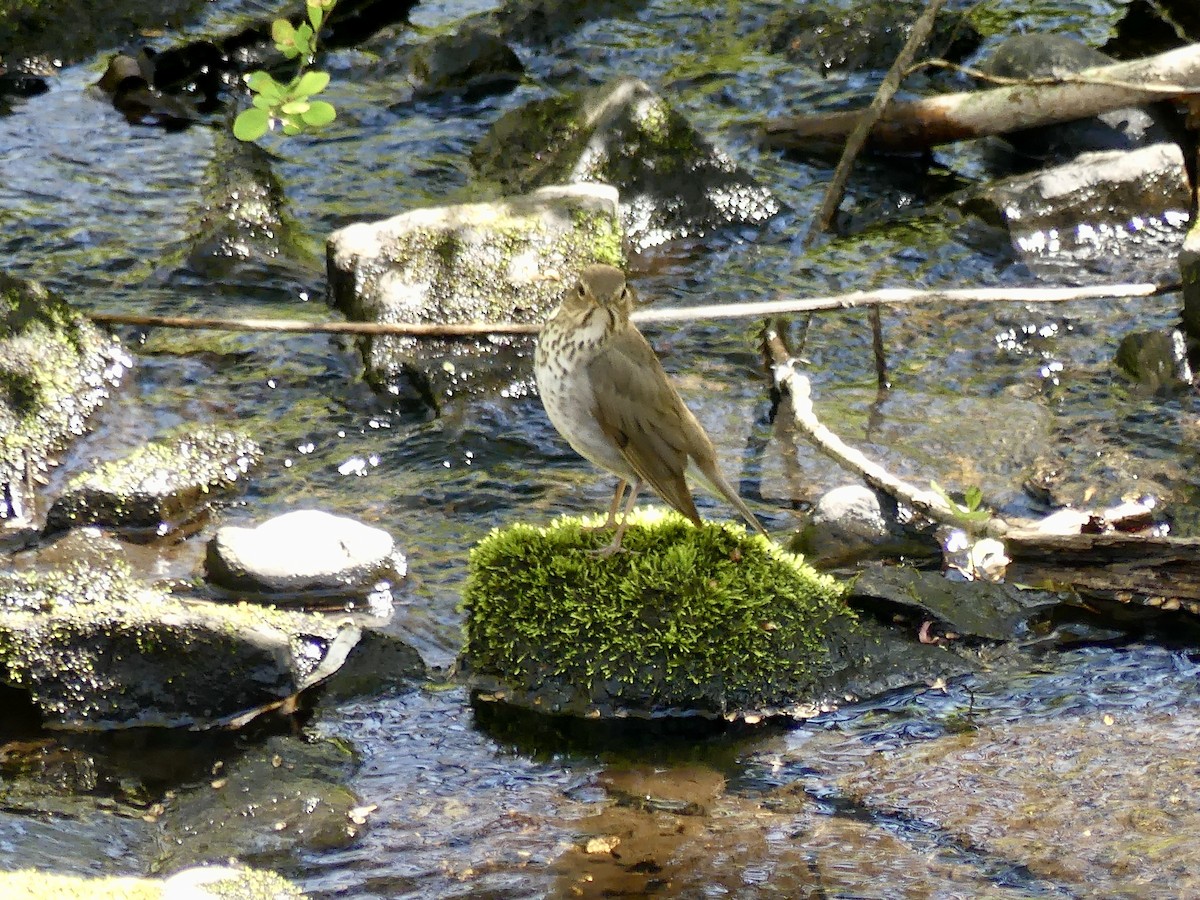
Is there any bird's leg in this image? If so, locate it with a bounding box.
[581,479,627,532]
[594,480,642,557]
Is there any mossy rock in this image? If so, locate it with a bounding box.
[463,509,870,721]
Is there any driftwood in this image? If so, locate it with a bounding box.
[771,346,1200,604]
[1005,530,1200,605]
[761,42,1200,152]
[88,281,1173,338]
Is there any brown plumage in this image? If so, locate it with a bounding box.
[534,263,770,554]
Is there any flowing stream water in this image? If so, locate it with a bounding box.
[3,0,1199,896]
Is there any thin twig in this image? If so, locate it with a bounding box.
[807,0,948,238]
[87,281,1175,337]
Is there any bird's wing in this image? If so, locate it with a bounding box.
[588,325,703,526]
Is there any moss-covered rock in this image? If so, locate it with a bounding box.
[471,77,782,252]
[463,509,865,720]
[326,182,624,409]
[0,272,131,525]
[45,424,260,536]
[0,560,360,729]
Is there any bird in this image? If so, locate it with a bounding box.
[534,263,771,555]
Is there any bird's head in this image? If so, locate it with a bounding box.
[568,264,636,319]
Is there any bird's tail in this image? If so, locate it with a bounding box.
[691,463,771,541]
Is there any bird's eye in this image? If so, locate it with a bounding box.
[576,283,587,298]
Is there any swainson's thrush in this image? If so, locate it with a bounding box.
[535,264,770,554]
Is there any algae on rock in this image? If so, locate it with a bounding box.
[0,272,130,523]
[462,509,860,720]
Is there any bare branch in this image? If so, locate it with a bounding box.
[88,281,1174,338]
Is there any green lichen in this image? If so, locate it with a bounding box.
[463,509,856,717]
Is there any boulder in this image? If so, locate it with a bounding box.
[794,484,928,565]
[471,76,782,251]
[0,273,131,530]
[961,142,1192,282]
[326,182,623,408]
[45,425,261,537]
[462,509,972,721]
[0,560,360,729]
[205,509,405,603]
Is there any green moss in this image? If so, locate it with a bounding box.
[463,509,855,717]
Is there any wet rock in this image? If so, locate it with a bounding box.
[93,52,200,130]
[794,484,926,565]
[850,564,1059,642]
[1181,214,1200,341]
[471,76,782,251]
[1114,329,1192,394]
[0,865,303,898]
[0,273,131,531]
[45,425,261,538]
[494,0,648,45]
[763,0,981,74]
[398,21,524,101]
[463,509,974,721]
[979,34,1183,167]
[156,735,362,871]
[205,509,405,603]
[326,182,623,408]
[183,130,313,284]
[0,560,361,729]
[961,142,1191,282]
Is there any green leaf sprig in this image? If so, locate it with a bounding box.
[234,0,338,141]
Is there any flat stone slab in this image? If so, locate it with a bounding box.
[205,508,406,601]
[45,425,261,536]
[0,560,360,729]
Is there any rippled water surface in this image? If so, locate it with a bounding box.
[3,0,1199,895]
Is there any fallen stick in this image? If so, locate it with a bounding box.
[761,41,1200,152]
[88,281,1174,337]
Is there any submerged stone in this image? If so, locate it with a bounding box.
[762,0,981,74]
[45,425,261,537]
[0,273,131,528]
[462,509,970,720]
[471,76,782,251]
[0,560,360,729]
[326,182,623,408]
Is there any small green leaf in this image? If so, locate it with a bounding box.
[301,100,336,126]
[307,3,324,30]
[233,108,270,141]
[271,19,296,45]
[282,120,302,136]
[296,23,314,49]
[280,99,311,115]
[251,94,275,110]
[295,70,330,95]
[964,485,983,511]
[245,71,283,99]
